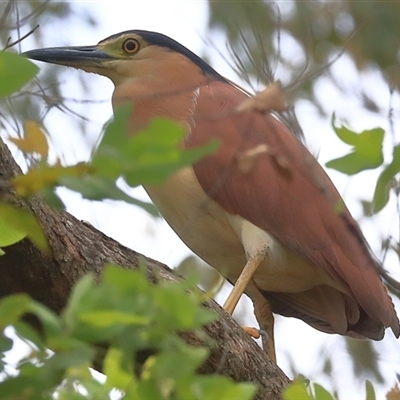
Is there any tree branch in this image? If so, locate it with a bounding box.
[0,136,290,399]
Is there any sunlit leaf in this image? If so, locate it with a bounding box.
[283,380,312,400]
[372,144,400,213]
[8,120,49,157]
[0,52,38,97]
[79,311,149,327]
[326,119,384,175]
[0,203,48,251]
[104,348,136,390]
[12,163,91,196]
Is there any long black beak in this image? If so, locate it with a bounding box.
[22,45,113,67]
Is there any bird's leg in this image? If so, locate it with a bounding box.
[222,251,277,363]
[223,252,264,314]
[246,280,276,363]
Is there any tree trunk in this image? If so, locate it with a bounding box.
[0,136,290,399]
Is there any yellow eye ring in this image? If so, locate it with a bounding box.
[122,38,140,54]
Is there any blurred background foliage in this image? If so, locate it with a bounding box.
[0,0,399,398]
[208,0,400,107]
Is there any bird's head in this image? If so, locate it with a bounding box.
[23,30,225,89]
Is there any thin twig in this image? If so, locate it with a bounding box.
[3,24,39,51]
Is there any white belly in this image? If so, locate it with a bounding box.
[144,167,336,293]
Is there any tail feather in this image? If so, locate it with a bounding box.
[261,285,391,340]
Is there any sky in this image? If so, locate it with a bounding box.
[10,1,400,399]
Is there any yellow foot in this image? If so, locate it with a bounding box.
[242,326,261,339]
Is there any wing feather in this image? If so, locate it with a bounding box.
[186,81,399,338]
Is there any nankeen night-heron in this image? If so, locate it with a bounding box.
[23,30,400,363]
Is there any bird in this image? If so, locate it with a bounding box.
[23,30,400,362]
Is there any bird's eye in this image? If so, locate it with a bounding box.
[122,38,140,54]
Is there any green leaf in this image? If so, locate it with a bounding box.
[62,270,152,344]
[283,380,313,400]
[47,335,91,354]
[313,383,335,400]
[0,368,51,398]
[0,335,13,354]
[13,321,46,351]
[365,380,376,400]
[63,275,95,329]
[58,391,88,400]
[0,294,31,327]
[43,345,95,376]
[59,364,111,400]
[178,375,256,400]
[79,310,149,327]
[136,378,164,400]
[92,107,219,186]
[60,175,158,217]
[28,301,62,337]
[0,264,254,399]
[152,346,208,381]
[0,203,48,252]
[155,284,215,330]
[40,186,66,210]
[326,118,384,175]
[372,144,400,213]
[124,121,219,187]
[104,347,135,390]
[0,214,27,251]
[0,52,38,98]
[97,103,132,152]
[102,265,151,295]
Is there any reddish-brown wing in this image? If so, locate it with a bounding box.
[186,81,399,338]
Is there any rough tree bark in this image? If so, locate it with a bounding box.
[0,136,290,399]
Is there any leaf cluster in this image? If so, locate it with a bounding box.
[0,265,256,400]
[326,117,400,215]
